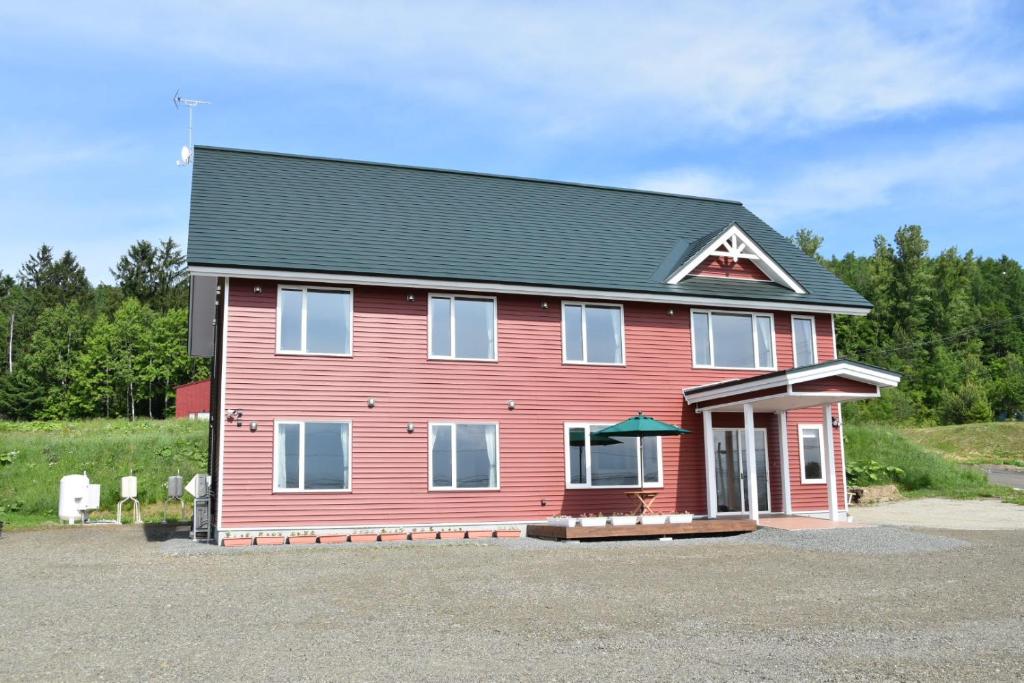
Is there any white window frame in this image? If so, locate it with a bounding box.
[273,419,353,493]
[798,423,826,484]
[791,314,818,368]
[690,308,777,371]
[711,427,771,514]
[561,301,627,366]
[427,293,498,362]
[276,284,354,357]
[427,421,501,491]
[563,422,663,489]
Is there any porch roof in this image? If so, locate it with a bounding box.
[682,359,901,413]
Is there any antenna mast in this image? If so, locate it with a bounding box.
[173,90,210,166]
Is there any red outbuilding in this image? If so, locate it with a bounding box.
[174,379,211,419]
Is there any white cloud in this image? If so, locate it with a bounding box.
[3,1,1022,139]
[632,123,1024,223]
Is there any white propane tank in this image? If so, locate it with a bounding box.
[58,473,90,523]
[121,476,138,499]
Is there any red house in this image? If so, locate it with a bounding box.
[186,147,900,544]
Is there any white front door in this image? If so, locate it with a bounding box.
[713,428,770,514]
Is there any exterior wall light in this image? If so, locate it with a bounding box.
[541,301,549,309]
[667,308,675,316]
[249,421,258,432]
[406,293,416,302]
[253,285,262,294]
[832,417,841,428]
[406,422,416,433]
[507,400,516,410]
[367,398,376,408]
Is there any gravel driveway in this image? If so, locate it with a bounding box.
[1,524,1022,682]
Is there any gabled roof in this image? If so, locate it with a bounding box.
[666,222,806,293]
[187,147,872,313]
[683,359,901,405]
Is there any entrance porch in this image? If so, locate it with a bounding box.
[684,359,901,523]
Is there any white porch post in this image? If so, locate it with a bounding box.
[777,411,792,516]
[742,403,759,523]
[702,410,717,519]
[823,403,839,521]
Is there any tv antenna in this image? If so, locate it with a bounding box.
[173,89,210,166]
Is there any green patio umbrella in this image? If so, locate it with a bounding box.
[594,412,689,489]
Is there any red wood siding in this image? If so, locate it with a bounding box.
[175,379,211,418]
[793,377,878,394]
[692,256,770,281]
[786,405,845,513]
[219,279,846,529]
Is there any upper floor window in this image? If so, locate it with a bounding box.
[278,286,353,355]
[565,423,661,488]
[563,302,625,365]
[791,315,818,368]
[275,420,352,492]
[429,422,499,490]
[692,310,775,370]
[429,295,497,360]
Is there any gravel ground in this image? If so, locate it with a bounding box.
[1,524,1022,682]
[853,498,1024,530]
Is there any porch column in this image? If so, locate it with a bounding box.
[742,403,759,523]
[777,411,792,516]
[702,410,717,519]
[823,403,839,521]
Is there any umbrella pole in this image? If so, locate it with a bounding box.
[639,437,645,491]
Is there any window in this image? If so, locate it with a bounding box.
[429,423,499,489]
[275,421,351,491]
[277,286,352,355]
[429,295,497,360]
[691,310,775,369]
[565,423,661,488]
[792,315,817,368]
[798,424,825,484]
[562,302,625,365]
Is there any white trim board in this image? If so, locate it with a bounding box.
[188,265,871,316]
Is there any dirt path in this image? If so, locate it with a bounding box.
[854,497,1024,530]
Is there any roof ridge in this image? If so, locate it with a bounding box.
[193,145,744,206]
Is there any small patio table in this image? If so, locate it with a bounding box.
[627,490,658,515]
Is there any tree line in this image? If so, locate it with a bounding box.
[0,240,209,420]
[795,225,1024,425]
[1,226,1021,425]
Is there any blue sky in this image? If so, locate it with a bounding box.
[2,1,1023,283]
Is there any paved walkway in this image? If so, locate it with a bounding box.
[758,516,868,531]
[985,465,1024,490]
[853,498,1024,530]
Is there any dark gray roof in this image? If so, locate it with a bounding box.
[187,147,870,311]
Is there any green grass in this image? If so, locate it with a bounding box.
[898,422,1024,467]
[0,419,208,529]
[845,423,1024,505]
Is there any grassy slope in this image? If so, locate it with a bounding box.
[845,423,1024,505]
[899,422,1024,467]
[0,419,208,529]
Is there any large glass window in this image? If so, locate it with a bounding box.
[275,421,351,491]
[799,424,825,483]
[429,295,496,360]
[278,286,352,355]
[430,423,499,489]
[691,310,775,369]
[565,423,661,488]
[792,316,817,368]
[563,303,624,364]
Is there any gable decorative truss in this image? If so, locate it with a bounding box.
[666,222,806,294]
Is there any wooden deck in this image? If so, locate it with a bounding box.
[526,518,757,541]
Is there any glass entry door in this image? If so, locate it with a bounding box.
[713,428,770,514]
